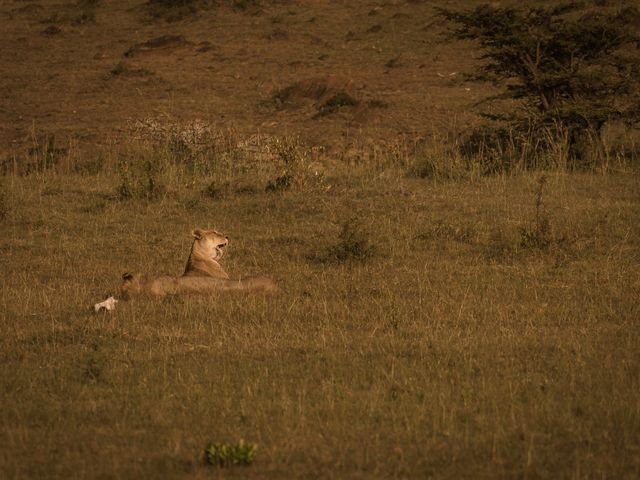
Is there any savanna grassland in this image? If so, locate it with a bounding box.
[1,0,640,479]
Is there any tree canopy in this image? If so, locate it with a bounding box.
[438,3,640,167]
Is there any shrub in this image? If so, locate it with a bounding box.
[316,90,359,117]
[266,136,324,192]
[117,152,166,201]
[333,217,376,262]
[127,118,234,176]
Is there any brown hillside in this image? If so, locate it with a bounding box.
[1,0,493,163]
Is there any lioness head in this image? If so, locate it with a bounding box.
[120,272,141,299]
[192,228,229,262]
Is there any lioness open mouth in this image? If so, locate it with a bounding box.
[214,242,227,260]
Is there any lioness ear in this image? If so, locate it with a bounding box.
[122,272,134,282]
[192,229,203,240]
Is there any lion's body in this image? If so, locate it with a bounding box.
[120,228,279,298]
[120,274,280,298]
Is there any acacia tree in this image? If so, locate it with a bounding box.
[438,3,640,168]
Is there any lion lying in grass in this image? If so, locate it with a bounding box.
[120,228,279,298]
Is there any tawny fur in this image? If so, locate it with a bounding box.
[183,228,230,279]
[120,228,279,298]
[120,274,280,298]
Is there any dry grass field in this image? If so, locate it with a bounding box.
[1,171,639,478]
[1,0,640,478]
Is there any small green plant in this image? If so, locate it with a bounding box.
[333,217,376,262]
[519,175,552,249]
[204,439,257,467]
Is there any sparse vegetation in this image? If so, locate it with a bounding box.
[1,1,639,478]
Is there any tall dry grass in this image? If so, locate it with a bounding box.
[1,138,638,477]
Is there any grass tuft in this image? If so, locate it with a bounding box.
[333,217,376,262]
[116,149,166,200]
[519,175,553,250]
[204,440,257,467]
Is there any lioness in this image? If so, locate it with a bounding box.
[120,228,279,298]
[184,228,230,279]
